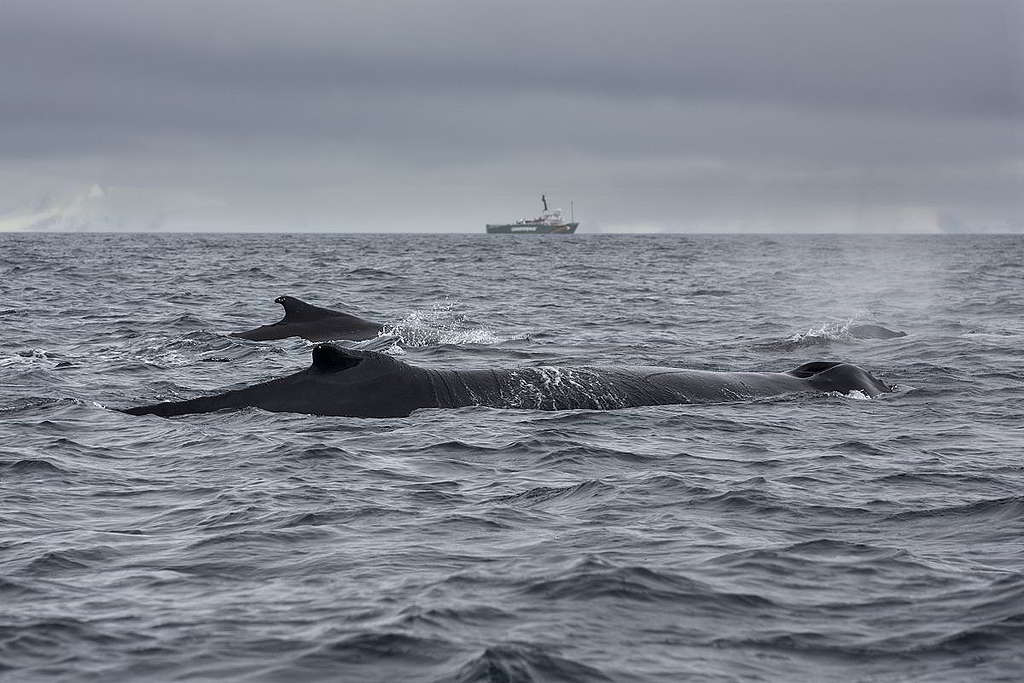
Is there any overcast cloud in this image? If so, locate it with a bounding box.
[1,0,1021,232]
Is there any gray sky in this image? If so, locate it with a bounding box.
[2,0,1021,232]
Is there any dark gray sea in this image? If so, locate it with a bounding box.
[1,233,1022,681]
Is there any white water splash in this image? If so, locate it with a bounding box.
[378,300,505,347]
[0,349,64,369]
[787,319,860,345]
[841,389,872,401]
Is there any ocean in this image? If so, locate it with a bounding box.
[1,232,1022,681]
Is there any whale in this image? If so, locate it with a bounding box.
[230,296,383,342]
[847,324,907,340]
[762,323,907,351]
[122,345,893,419]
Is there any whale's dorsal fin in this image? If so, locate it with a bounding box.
[311,344,363,373]
[788,361,891,397]
[787,361,844,378]
[275,296,344,323]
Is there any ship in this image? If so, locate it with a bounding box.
[486,195,579,234]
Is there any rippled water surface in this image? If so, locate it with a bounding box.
[2,233,1023,681]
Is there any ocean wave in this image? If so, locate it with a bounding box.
[0,349,69,369]
[538,444,663,465]
[393,603,514,630]
[21,545,120,574]
[0,458,67,476]
[926,612,1024,654]
[405,439,521,456]
[347,267,399,277]
[708,538,924,578]
[0,577,40,597]
[0,617,135,670]
[487,480,614,506]
[885,496,1024,523]
[123,331,275,368]
[0,397,83,415]
[282,631,458,671]
[713,600,1024,661]
[446,643,612,683]
[266,442,358,461]
[278,506,401,528]
[519,557,775,609]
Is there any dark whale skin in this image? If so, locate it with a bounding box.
[122,346,894,419]
[230,296,383,342]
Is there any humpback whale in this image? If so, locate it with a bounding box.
[123,345,893,419]
[847,324,907,340]
[762,323,908,351]
[230,296,383,342]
